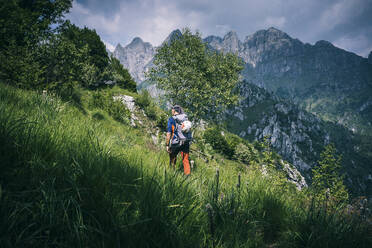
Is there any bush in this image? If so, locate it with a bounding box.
[234,143,252,164]
[135,90,152,109]
[107,99,130,124]
[156,111,168,131]
[89,90,108,109]
[144,104,157,120]
[203,127,235,158]
[88,91,130,124]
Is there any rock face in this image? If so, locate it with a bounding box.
[204,27,372,135]
[113,95,142,127]
[113,37,155,83]
[225,82,371,195]
[226,82,326,173]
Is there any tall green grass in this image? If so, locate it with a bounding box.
[0,84,370,247]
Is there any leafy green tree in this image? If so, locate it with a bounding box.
[106,56,137,92]
[38,33,89,99]
[312,144,349,204]
[59,21,109,72]
[0,0,72,87]
[147,28,244,121]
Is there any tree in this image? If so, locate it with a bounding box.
[40,34,89,98]
[312,144,349,204]
[107,56,137,92]
[59,21,109,72]
[147,28,244,121]
[0,0,73,87]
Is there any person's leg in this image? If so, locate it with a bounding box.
[169,146,179,169]
[181,143,190,175]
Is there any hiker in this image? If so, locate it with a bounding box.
[166,105,192,175]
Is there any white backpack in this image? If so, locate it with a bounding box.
[171,113,192,146]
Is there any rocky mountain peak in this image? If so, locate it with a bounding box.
[244,27,292,45]
[163,29,182,45]
[115,43,124,51]
[130,37,144,45]
[113,36,155,83]
[315,40,334,48]
[204,35,222,43]
[222,30,242,53]
[224,30,239,40]
[127,37,153,50]
[204,35,224,51]
[368,51,372,64]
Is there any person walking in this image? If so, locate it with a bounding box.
[166,105,192,175]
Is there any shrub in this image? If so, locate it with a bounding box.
[144,104,157,120]
[107,99,130,124]
[203,127,234,158]
[135,90,151,109]
[156,111,168,131]
[92,110,105,120]
[89,90,108,109]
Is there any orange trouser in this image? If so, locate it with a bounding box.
[169,143,190,175]
[180,151,190,175]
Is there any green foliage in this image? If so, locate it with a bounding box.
[233,143,260,164]
[203,127,235,158]
[107,99,130,124]
[0,42,44,89]
[135,89,152,108]
[81,62,100,87]
[156,111,168,131]
[59,21,109,72]
[104,56,137,92]
[0,0,73,87]
[89,90,108,109]
[0,84,370,247]
[40,34,90,96]
[312,144,349,205]
[135,90,165,122]
[0,0,133,96]
[88,90,130,123]
[147,28,244,121]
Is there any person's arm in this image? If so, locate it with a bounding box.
[166,132,171,153]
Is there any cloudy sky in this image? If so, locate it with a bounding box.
[66,0,372,57]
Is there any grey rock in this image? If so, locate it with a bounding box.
[163,29,182,45]
[113,95,136,112]
[113,37,155,83]
[281,160,308,190]
[113,95,142,127]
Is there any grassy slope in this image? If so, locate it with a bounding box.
[0,84,370,247]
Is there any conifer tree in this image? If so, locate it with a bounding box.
[312,144,349,204]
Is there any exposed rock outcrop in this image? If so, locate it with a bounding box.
[113,37,155,83]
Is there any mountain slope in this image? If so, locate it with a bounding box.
[205,27,372,136]
[226,81,372,196]
[4,83,370,247]
[113,37,155,83]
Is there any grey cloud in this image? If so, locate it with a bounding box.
[68,0,372,57]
